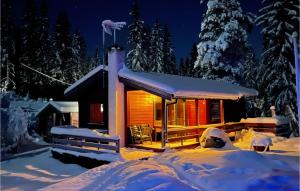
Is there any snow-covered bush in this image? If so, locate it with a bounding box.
[0,92,42,155]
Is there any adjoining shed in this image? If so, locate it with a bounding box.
[36,101,78,138]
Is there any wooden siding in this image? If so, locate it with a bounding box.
[198,100,209,125]
[127,90,159,127]
[186,100,197,126]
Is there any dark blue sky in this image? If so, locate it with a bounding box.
[15,0,263,61]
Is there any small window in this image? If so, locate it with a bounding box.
[90,103,104,124]
[210,100,220,123]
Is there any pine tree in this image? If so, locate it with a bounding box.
[242,46,257,88]
[71,30,86,80]
[51,12,73,84]
[20,0,40,95]
[127,0,148,71]
[149,21,164,73]
[188,43,198,76]
[1,0,17,92]
[194,0,253,84]
[35,0,52,96]
[179,57,190,76]
[256,0,299,134]
[162,25,176,74]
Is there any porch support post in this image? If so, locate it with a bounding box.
[220,100,224,124]
[161,99,167,148]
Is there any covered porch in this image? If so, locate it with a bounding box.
[119,68,258,150]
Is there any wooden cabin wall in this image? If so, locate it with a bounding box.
[126,90,156,127]
[76,74,108,129]
[198,100,209,125]
[186,100,197,126]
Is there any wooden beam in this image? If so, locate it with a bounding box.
[220,100,224,124]
[161,99,167,148]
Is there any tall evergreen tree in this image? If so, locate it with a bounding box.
[20,0,39,95]
[256,0,299,134]
[127,0,148,71]
[71,30,86,80]
[35,0,52,96]
[149,21,164,73]
[1,0,17,92]
[194,0,253,84]
[51,12,73,84]
[162,25,176,74]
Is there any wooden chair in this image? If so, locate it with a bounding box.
[129,125,143,144]
[140,124,152,144]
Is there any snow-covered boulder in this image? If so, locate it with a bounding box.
[200,127,234,149]
[250,134,272,152]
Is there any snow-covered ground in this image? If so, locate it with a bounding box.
[0,149,87,191]
[1,132,299,191]
[42,135,299,191]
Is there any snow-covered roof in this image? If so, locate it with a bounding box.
[118,68,258,100]
[36,101,78,116]
[64,65,108,96]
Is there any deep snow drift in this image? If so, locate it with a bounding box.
[42,136,299,191]
[0,149,86,191]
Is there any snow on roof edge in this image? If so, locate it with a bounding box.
[118,67,258,100]
[64,65,108,96]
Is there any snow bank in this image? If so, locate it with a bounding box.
[51,148,123,162]
[240,116,290,125]
[50,126,119,140]
[1,150,86,191]
[41,160,198,191]
[42,144,299,191]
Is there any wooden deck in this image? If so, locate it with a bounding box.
[130,121,290,151]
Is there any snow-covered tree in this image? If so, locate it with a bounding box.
[256,0,299,134]
[51,12,73,84]
[242,46,257,88]
[149,21,164,73]
[127,0,148,71]
[194,0,253,84]
[71,30,86,80]
[162,25,176,74]
[20,0,40,92]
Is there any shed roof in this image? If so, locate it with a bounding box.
[36,101,78,116]
[118,67,258,100]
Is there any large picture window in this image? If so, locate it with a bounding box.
[90,103,104,124]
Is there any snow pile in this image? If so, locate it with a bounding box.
[200,127,235,149]
[250,134,272,147]
[240,116,290,125]
[1,150,86,191]
[50,126,119,140]
[42,160,198,191]
[42,142,299,191]
[51,148,123,162]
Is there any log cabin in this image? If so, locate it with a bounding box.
[64,46,259,150]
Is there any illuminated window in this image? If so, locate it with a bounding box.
[176,99,185,126]
[90,103,104,124]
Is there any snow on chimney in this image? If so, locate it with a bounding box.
[270,106,276,117]
[108,46,125,147]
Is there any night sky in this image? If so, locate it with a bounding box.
[14,0,263,61]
